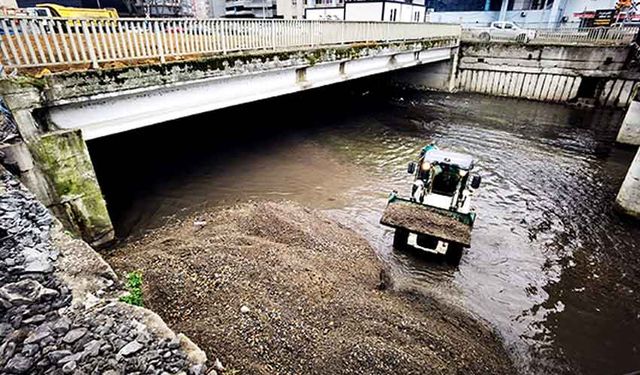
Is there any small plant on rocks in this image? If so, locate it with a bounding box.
[119,271,144,306]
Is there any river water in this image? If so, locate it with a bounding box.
[90,81,640,374]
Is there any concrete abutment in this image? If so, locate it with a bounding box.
[0,80,113,246]
[455,42,640,107]
[29,130,114,246]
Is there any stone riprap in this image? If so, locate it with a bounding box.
[0,169,207,374]
[0,99,18,144]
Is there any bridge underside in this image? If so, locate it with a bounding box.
[48,46,456,140]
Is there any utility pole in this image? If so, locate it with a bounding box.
[499,0,508,21]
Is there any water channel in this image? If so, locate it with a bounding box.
[89,80,640,374]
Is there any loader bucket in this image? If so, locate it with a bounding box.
[380,197,475,247]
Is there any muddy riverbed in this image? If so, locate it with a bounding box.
[91,82,640,374]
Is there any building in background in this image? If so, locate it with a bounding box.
[208,0,224,16]
[276,0,303,18]
[192,0,208,17]
[306,0,425,21]
[225,0,275,17]
[0,0,18,8]
[304,0,343,19]
[425,0,622,27]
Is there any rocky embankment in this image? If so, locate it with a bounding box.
[0,169,207,374]
[111,201,515,374]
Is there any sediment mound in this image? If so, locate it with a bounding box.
[110,201,514,374]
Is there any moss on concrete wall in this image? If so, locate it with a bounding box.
[29,129,113,246]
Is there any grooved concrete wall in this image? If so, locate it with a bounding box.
[456,42,640,107]
[458,70,639,106]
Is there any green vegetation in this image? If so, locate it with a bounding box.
[119,271,144,307]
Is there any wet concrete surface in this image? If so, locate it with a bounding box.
[89,81,640,374]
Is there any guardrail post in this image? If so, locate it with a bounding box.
[271,19,276,51]
[221,19,227,55]
[154,21,165,63]
[82,20,99,70]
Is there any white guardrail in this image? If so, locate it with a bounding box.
[0,17,461,70]
[461,26,639,45]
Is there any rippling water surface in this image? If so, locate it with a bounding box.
[90,83,640,374]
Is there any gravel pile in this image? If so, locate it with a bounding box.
[380,200,472,246]
[0,170,206,375]
[111,201,515,375]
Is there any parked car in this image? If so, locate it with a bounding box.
[468,21,536,43]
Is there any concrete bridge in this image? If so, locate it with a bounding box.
[0,17,461,246]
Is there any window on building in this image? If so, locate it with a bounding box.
[507,0,552,10]
[414,11,420,21]
[390,8,397,21]
[426,0,502,12]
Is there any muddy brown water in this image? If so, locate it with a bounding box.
[89,81,640,374]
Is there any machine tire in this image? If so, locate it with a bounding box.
[446,243,464,265]
[516,33,528,43]
[393,229,409,249]
[479,32,490,42]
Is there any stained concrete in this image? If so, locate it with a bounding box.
[616,147,640,219]
[617,101,640,145]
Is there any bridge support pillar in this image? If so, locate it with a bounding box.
[617,100,640,145]
[0,85,114,246]
[616,148,640,219]
[616,93,640,219]
[448,47,460,93]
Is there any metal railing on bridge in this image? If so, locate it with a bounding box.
[461,26,639,46]
[0,17,461,71]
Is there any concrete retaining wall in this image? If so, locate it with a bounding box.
[457,70,639,106]
[455,42,640,107]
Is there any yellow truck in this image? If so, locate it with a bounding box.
[34,3,118,18]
